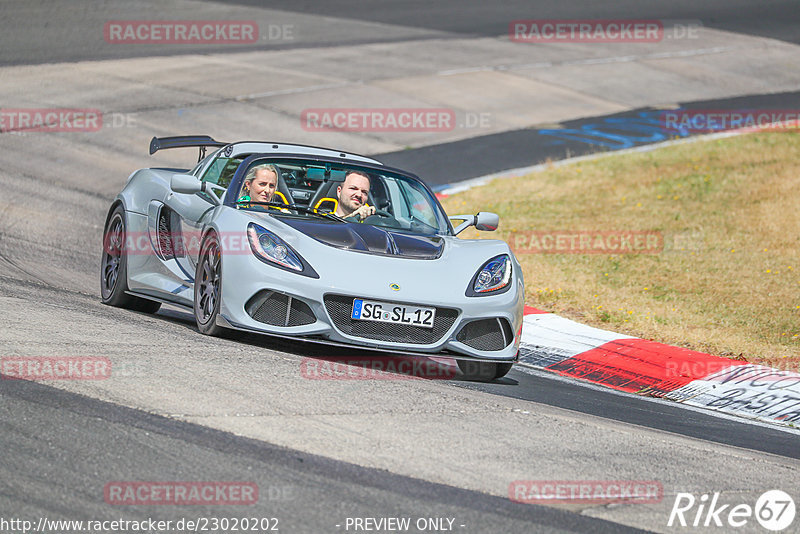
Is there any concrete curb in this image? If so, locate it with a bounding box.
[519,309,800,428]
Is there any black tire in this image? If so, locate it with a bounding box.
[194,232,226,336]
[457,360,513,382]
[100,205,161,313]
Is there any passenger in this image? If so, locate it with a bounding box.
[335,170,375,221]
[239,164,278,203]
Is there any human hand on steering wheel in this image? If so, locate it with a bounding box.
[351,204,376,220]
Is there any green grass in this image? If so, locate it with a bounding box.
[441,133,800,370]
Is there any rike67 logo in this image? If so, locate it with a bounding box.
[668,490,795,531]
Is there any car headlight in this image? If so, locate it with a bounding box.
[247,223,305,272]
[467,255,512,296]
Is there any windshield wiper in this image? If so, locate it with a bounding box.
[234,200,347,222]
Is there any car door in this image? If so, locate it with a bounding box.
[172,155,243,277]
[146,155,239,291]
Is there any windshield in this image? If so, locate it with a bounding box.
[232,158,453,236]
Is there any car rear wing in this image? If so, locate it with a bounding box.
[149,135,228,162]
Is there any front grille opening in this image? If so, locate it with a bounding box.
[245,290,316,327]
[323,294,458,345]
[456,318,514,351]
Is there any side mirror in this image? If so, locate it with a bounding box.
[475,211,499,231]
[450,212,500,235]
[170,174,203,194]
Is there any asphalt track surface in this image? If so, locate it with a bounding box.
[2,0,798,65]
[380,89,800,186]
[3,378,635,534]
[221,0,800,45]
[461,369,800,460]
[2,2,800,533]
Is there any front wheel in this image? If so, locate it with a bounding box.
[194,232,226,336]
[457,360,513,382]
[100,205,161,313]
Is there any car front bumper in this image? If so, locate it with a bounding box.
[218,248,524,362]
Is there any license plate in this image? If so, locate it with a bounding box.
[351,299,436,329]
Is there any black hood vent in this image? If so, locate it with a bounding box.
[277,217,444,259]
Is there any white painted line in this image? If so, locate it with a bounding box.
[560,46,734,65]
[643,46,733,59]
[438,66,496,76]
[236,81,352,101]
[437,46,735,77]
[567,55,640,66]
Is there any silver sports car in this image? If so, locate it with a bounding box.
[101,136,524,381]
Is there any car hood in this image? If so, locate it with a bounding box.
[276,217,444,260]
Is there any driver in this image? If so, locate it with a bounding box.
[335,170,376,221]
[239,164,278,203]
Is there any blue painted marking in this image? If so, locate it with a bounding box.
[352,299,363,319]
[538,110,692,150]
